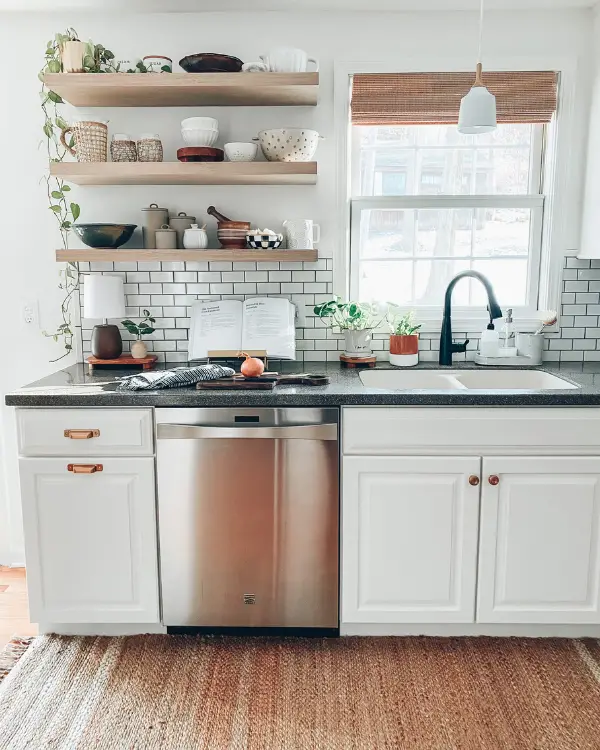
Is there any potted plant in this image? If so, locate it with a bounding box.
[314,297,385,359]
[387,310,421,367]
[121,310,156,359]
[50,29,86,73]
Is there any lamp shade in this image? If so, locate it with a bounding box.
[458,85,497,134]
[84,274,126,320]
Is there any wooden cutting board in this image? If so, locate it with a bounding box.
[196,373,331,390]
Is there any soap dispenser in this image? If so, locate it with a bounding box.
[479,324,500,358]
[499,308,517,357]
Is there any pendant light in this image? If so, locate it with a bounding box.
[458,0,497,134]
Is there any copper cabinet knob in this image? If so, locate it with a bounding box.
[468,475,480,486]
[488,475,500,486]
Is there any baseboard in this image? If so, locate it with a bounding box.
[38,623,168,636]
[341,623,600,637]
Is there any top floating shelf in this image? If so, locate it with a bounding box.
[43,72,319,107]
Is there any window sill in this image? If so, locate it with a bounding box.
[414,316,554,334]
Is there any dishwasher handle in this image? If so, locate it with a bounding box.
[157,422,337,441]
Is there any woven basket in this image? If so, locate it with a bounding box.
[60,121,108,162]
[137,137,163,163]
[110,139,137,162]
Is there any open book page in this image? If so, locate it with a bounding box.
[242,298,296,360]
[188,300,243,359]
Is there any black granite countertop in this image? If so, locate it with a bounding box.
[7,361,600,407]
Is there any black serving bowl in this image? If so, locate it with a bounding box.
[179,53,243,73]
[72,223,137,249]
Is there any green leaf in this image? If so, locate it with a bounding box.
[50,205,62,213]
[83,55,95,68]
[61,184,71,192]
[141,309,150,317]
[47,91,63,104]
[160,65,171,72]
[104,49,114,59]
[139,327,155,335]
[61,220,71,229]
[47,59,61,73]
[51,190,63,200]
[70,203,80,221]
[121,319,136,327]
[55,116,68,130]
[43,121,54,138]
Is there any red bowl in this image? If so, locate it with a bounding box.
[177,147,224,162]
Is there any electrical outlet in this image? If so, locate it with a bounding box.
[23,301,39,326]
[295,304,306,327]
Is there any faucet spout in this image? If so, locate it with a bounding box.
[439,271,503,366]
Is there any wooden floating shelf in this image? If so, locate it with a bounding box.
[55,248,318,263]
[43,72,319,107]
[50,161,317,186]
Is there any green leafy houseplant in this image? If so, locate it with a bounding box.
[121,311,156,340]
[313,297,385,331]
[387,310,421,336]
[39,31,117,360]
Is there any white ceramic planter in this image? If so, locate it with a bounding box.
[344,329,373,358]
[131,340,148,359]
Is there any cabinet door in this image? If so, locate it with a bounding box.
[19,457,159,624]
[478,457,600,624]
[342,456,481,624]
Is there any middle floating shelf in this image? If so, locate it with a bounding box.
[50,161,317,186]
[56,248,319,262]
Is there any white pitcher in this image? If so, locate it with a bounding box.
[260,47,319,73]
[283,219,320,249]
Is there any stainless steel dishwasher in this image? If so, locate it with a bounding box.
[156,407,339,631]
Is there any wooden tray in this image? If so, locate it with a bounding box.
[87,354,157,371]
[196,379,274,390]
[339,355,377,369]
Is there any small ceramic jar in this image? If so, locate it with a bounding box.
[155,224,177,249]
[137,134,163,162]
[183,223,208,249]
[131,340,148,359]
[110,133,137,162]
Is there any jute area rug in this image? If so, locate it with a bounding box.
[1,635,600,749]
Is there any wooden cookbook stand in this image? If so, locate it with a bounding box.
[206,350,269,369]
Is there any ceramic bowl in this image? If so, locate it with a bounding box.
[181,127,219,147]
[246,233,283,249]
[71,223,137,249]
[254,128,322,162]
[179,53,243,73]
[224,142,258,162]
[181,117,219,130]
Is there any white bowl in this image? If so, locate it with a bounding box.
[181,116,218,130]
[224,142,258,162]
[254,128,322,162]
[181,127,219,147]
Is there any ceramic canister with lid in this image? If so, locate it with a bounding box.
[169,212,196,248]
[183,223,208,249]
[155,224,177,249]
[142,203,169,248]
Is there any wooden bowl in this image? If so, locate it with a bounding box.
[177,147,224,162]
[217,220,251,230]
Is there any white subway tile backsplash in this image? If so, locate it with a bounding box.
[78,256,600,363]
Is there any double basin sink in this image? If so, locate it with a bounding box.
[359,369,579,391]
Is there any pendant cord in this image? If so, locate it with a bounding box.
[478,0,484,64]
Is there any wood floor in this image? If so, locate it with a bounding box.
[0,567,37,651]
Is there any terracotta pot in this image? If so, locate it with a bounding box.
[389,334,419,367]
[131,340,148,359]
[60,40,87,73]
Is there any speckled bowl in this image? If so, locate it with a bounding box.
[72,223,137,249]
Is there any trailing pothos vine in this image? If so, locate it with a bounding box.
[39,30,118,361]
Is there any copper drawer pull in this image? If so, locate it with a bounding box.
[67,464,103,474]
[64,429,100,440]
[488,475,500,486]
[468,475,480,486]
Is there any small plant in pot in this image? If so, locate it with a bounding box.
[121,310,155,359]
[313,297,385,359]
[387,310,421,367]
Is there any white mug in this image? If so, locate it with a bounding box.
[283,219,321,249]
[259,47,319,73]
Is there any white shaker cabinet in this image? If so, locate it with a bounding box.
[477,457,600,624]
[342,456,481,624]
[19,457,160,624]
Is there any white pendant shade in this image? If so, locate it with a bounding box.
[458,82,497,134]
[84,274,125,320]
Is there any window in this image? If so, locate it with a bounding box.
[350,123,545,314]
[348,71,558,322]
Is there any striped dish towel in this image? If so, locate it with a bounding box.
[117,364,234,391]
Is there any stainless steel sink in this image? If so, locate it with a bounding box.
[359,368,578,391]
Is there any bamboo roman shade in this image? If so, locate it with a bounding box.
[351,72,558,126]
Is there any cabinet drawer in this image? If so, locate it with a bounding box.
[17,408,154,457]
[342,407,600,455]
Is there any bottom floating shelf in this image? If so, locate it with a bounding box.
[55,248,318,263]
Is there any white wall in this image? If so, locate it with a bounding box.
[0,8,593,562]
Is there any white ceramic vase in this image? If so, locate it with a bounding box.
[344,329,373,358]
[131,340,148,359]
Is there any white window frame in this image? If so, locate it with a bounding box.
[349,124,546,322]
[333,55,582,333]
